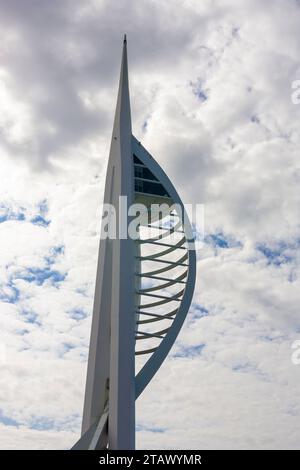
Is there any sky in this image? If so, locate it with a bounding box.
[0,0,300,450]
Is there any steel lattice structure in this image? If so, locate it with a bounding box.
[72,36,196,450]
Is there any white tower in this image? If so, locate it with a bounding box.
[72,36,196,450]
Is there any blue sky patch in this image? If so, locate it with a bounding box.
[257,242,292,266]
[192,305,209,318]
[189,79,208,102]
[205,232,242,249]
[232,362,269,381]
[30,215,50,227]
[16,267,66,286]
[20,310,41,326]
[0,410,19,427]
[0,200,50,227]
[75,287,88,296]
[30,199,50,227]
[250,114,260,124]
[172,344,205,358]
[29,417,55,431]
[0,206,25,224]
[0,284,20,304]
[63,343,76,353]
[136,424,166,433]
[28,413,81,431]
[69,309,87,320]
[45,245,65,265]
[37,199,48,214]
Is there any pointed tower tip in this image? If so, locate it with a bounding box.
[123,34,127,44]
[112,32,131,134]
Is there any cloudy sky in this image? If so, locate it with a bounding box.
[0,0,300,450]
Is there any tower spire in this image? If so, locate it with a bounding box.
[77,35,136,450]
[72,35,196,452]
[112,34,131,143]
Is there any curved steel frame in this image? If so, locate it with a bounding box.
[132,137,196,397]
